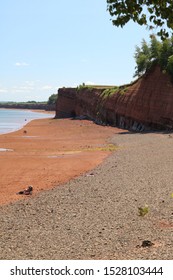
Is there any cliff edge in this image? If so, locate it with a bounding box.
[56,65,173,131]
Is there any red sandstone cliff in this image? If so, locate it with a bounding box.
[56,65,173,130]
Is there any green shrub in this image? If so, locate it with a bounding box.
[138,205,149,217]
[101,87,119,99]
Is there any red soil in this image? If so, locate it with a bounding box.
[0,118,121,205]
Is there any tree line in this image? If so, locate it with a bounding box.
[134,35,173,77]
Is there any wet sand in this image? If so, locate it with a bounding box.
[0,117,120,205]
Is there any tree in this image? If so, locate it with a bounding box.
[134,39,151,77]
[107,0,173,39]
[134,35,173,77]
[47,93,58,105]
[159,39,172,69]
[150,34,161,60]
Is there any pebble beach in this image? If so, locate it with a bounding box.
[0,119,173,259]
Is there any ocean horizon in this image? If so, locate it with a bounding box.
[0,109,55,135]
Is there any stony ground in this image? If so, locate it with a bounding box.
[0,131,173,259]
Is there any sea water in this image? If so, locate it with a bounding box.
[0,109,55,134]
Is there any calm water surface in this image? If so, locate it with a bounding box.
[0,109,55,134]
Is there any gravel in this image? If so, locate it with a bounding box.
[0,131,173,259]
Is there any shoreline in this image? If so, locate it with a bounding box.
[0,117,121,205]
[0,108,55,136]
[0,107,54,113]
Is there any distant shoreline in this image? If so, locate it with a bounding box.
[0,107,55,114]
[0,101,55,111]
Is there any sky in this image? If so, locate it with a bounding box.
[0,0,151,102]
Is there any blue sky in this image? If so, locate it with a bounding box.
[0,0,151,102]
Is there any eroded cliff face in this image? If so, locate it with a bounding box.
[56,65,173,131]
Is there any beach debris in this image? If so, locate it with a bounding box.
[141,240,154,247]
[136,240,154,248]
[16,186,33,195]
[0,148,13,152]
[86,172,95,177]
[138,204,149,216]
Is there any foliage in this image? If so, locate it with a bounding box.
[150,35,162,60]
[119,86,128,95]
[134,35,173,77]
[101,85,128,98]
[47,93,58,105]
[27,100,37,103]
[101,87,119,99]
[138,204,149,217]
[83,143,117,152]
[107,0,173,39]
[76,83,94,92]
[134,39,152,76]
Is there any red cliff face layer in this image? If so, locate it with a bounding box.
[56,87,77,118]
[56,66,173,130]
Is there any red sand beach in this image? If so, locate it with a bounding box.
[0,117,120,205]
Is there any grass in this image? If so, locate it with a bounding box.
[100,86,129,99]
[60,144,118,154]
[101,87,119,99]
[119,86,128,95]
[76,83,129,98]
[84,144,117,152]
[138,204,149,217]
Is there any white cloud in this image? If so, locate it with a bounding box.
[12,85,34,93]
[15,62,29,67]
[0,88,7,93]
[72,81,95,87]
[41,85,53,90]
[0,81,59,102]
[25,81,35,86]
[85,81,95,85]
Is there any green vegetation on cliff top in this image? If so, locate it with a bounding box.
[76,35,173,99]
[134,35,173,78]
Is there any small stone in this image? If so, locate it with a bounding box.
[87,173,94,177]
[141,240,154,247]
